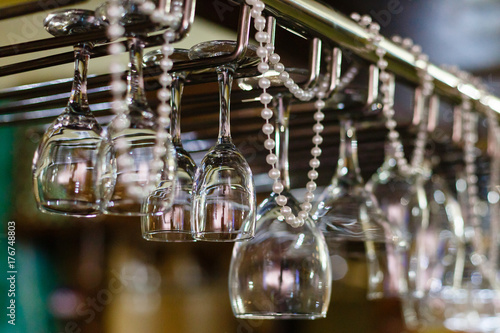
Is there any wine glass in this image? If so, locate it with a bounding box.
[427,172,500,333]
[366,141,430,327]
[96,3,176,216]
[407,167,466,330]
[366,88,426,327]
[414,108,500,332]
[142,49,197,242]
[311,66,401,300]
[33,9,105,217]
[189,41,256,242]
[229,93,332,319]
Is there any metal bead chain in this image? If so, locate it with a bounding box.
[462,101,485,255]
[336,66,359,92]
[486,98,500,271]
[106,0,139,197]
[246,0,327,227]
[444,67,483,246]
[140,0,180,194]
[350,13,433,177]
[470,75,500,270]
[393,36,433,174]
[106,0,180,198]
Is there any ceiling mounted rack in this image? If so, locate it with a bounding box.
[0,0,495,182]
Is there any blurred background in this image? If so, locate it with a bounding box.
[1,0,500,332]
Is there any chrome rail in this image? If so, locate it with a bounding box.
[247,0,500,114]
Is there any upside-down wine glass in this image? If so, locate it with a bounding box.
[189,41,256,242]
[142,49,197,241]
[366,86,431,327]
[312,66,401,300]
[437,181,500,333]
[488,117,500,287]
[410,163,466,331]
[229,93,332,319]
[96,2,176,215]
[433,108,500,333]
[33,9,105,217]
[367,142,418,287]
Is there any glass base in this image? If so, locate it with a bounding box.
[102,201,145,216]
[142,231,196,242]
[234,312,326,320]
[194,231,254,242]
[38,200,100,218]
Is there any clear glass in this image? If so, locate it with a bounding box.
[489,149,500,287]
[404,172,466,330]
[229,94,332,319]
[229,192,332,319]
[312,117,398,300]
[366,142,429,327]
[415,174,500,332]
[189,41,256,242]
[33,42,103,217]
[98,36,176,216]
[142,49,197,241]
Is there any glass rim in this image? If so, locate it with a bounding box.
[233,312,327,320]
[194,231,254,242]
[142,230,197,242]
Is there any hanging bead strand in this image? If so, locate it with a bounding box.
[486,94,500,276]
[350,12,434,176]
[462,99,485,258]
[105,0,181,198]
[246,0,329,227]
[140,0,181,196]
[106,0,139,197]
[443,67,487,259]
[393,36,434,174]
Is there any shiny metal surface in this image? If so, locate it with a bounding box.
[233,0,500,114]
[44,9,103,37]
[303,37,321,89]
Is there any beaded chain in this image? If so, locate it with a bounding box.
[336,66,359,92]
[105,0,180,198]
[462,75,500,275]
[349,13,434,177]
[462,100,485,255]
[477,81,500,276]
[106,0,132,195]
[140,0,182,192]
[444,68,485,255]
[485,89,500,271]
[246,0,329,227]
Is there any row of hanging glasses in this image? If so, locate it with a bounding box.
[30,0,500,329]
[31,3,257,241]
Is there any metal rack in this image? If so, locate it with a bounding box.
[257,0,498,110]
[0,0,495,188]
[1,0,499,118]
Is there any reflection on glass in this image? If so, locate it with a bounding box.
[33,10,103,217]
[312,117,399,300]
[189,41,256,242]
[229,94,332,319]
[367,142,428,327]
[98,35,176,216]
[429,175,500,332]
[142,49,197,242]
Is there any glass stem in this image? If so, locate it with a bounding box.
[68,43,91,114]
[217,66,234,144]
[335,117,364,186]
[126,36,148,107]
[274,94,291,191]
[170,73,185,147]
